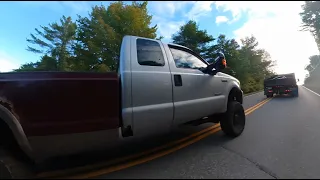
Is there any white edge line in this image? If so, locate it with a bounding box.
[302,85,320,97]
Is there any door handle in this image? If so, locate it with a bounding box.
[174,75,182,86]
[221,79,228,82]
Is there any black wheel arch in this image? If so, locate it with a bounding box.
[228,87,243,104]
[0,104,34,162]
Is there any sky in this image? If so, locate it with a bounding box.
[0,1,318,82]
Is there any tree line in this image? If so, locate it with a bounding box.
[300,1,320,84]
[15,1,275,94]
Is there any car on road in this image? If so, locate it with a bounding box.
[0,35,245,178]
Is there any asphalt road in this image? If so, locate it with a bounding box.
[90,86,320,179]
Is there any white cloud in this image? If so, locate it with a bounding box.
[186,1,215,20]
[19,1,91,15]
[150,1,215,42]
[152,15,185,42]
[0,51,20,72]
[149,1,193,43]
[148,1,193,18]
[215,16,229,25]
[215,1,319,81]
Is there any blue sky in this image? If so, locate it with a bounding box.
[0,1,247,71]
[0,1,318,82]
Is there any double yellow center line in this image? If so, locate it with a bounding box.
[38,97,273,179]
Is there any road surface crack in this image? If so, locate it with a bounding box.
[221,146,278,179]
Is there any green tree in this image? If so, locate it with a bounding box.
[309,55,320,68]
[171,20,215,55]
[238,36,275,92]
[14,55,57,72]
[304,55,320,75]
[300,1,320,52]
[24,15,77,71]
[207,35,241,75]
[300,1,320,84]
[14,62,40,72]
[74,1,158,72]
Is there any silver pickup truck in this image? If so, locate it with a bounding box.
[120,36,245,138]
[0,35,245,178]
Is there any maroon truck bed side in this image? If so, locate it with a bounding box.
[0,72,120,137]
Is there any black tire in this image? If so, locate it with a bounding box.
[0,148,34,179]
[290,91,298,97]
[266,93,273,98]
[0,120,35,179]
[220,101,246,137]
[294,90,299,97]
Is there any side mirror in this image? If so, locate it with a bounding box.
[203,51,227,75]
[215,51,227,70]
[202,63,217,75]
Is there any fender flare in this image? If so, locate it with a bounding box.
[0,104,34,161]
[223,83,243,111]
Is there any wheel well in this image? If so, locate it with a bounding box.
[228,88,243,104]
[0,118,31,163]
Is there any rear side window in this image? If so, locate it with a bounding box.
[137,39,165,66]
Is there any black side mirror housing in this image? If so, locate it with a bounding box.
[203,51,227,75]
[202,63,217,75]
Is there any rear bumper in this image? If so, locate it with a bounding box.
[264,86,298,95]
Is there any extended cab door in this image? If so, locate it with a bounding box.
[129,37,174,137]
[162,45,226,126]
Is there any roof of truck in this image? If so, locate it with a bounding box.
[277,73,295,76]
[265,73,295,79]
[166,43,193,51]
[124,35,193,52]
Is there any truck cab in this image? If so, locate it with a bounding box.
[119,36,244,138]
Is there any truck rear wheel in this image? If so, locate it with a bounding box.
[293,89,299,97]
[0,148,34,179]
[0,120,35,179]
[220,101,246,137]
[266,93,273,98]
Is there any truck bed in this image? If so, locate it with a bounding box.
[0,72,120,137]
[264,73,297,87]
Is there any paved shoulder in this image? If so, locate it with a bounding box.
[302,85,320,96]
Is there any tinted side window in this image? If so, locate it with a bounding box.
[169,48,207,69]
[137,39,165,66]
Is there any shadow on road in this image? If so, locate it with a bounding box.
[36,123,218,174]
[270,94,298,101]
